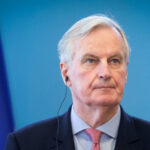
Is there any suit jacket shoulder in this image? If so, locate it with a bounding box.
[115,107,150,150]
[5,108,75,150]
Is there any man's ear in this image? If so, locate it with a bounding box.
[60,62,71,86]
[125,69,128,83]
[125,62,128,83]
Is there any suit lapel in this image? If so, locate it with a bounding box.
[115,107,143,150]
[48,107,75,150]
[47,106,144,150]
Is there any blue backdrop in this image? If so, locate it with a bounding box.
[0,0,150,132]
[0,36,14,150]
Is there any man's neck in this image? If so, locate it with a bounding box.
[73,103,120,128]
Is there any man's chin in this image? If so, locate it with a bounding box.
[90,96,120,107]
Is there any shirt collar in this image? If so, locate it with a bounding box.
[71,106,121,139]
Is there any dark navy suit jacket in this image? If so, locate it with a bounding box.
[5,107,150,150]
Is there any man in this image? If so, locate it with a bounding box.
[5,15,150,150]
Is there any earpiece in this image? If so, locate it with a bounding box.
[65,76,69,82]
[57,76,68,150]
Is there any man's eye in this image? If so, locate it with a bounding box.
[111,58,120,64]
[86,58,96,63]
[81,56,99,69]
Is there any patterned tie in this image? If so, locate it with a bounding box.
[85,128,102,150]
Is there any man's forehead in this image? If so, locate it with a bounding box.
[71,26,127,62]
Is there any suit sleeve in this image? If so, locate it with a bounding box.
[5,133,20,150]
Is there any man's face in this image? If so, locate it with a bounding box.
[65,26,127,108]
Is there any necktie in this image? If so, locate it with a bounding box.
[85,128,102,150]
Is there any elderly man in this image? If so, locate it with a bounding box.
[5,15,150,150]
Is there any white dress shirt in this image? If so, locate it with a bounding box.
[71,106,121,150]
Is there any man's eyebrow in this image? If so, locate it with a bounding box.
[82,53,99,59]
[109,54,123,59]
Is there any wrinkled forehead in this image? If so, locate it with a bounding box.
[71,26,127,61]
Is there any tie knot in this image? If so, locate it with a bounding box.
[85,128,102,144]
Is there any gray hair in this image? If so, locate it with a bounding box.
[58,14,130,64]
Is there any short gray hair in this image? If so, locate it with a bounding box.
[58,14,130,64]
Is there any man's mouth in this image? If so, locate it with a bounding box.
[93,85,115,89]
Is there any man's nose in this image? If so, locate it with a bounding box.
[97,61,112,80]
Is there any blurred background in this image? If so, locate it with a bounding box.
[0,0,150,149]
